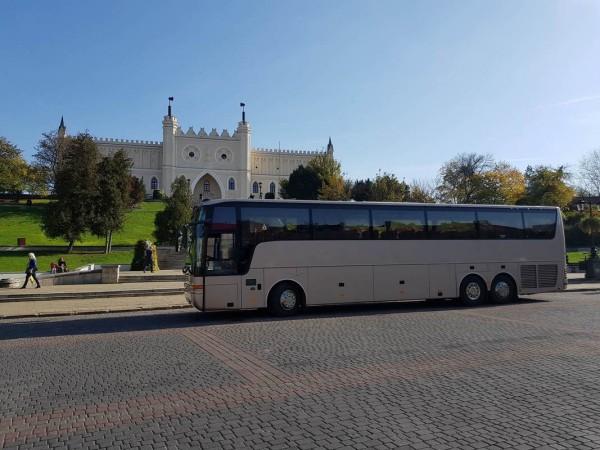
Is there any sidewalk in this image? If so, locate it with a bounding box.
[0,295,189,319]
[0,280,188,319]
[1,281,183,301]
[565,272,600,292]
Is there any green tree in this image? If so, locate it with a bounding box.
[308,154,349,200]
[519,165,575,208]
[128,176,146,207]
[371,172,409,202]
[42,133,100,252]
[280,165,321,199]
[479,163,525,205]
[154,176,192,244]
[24,165,49,196]
[351,179,374,201]
[436,153,526,205]
[0,137,29,194]
[91,150,133,253]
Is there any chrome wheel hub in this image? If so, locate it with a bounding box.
[465,282,481,301]
[494,281,510,299]
[280,289,297,310]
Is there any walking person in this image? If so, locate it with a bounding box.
[21,253,41,289]
[143,241,154,273]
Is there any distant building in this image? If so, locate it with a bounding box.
[59,103,333,202]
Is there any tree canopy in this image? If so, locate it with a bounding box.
[154,176,193,244]
[91,150,133,253]
[519,165,575,208]
[42,133,100,251]
[0,137,29,194]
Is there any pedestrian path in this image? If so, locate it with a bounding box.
[0,294,189,319]
[1,281,183,301]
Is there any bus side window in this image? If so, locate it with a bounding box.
[312,207,370,240]
[371,208,426,240]
[427,208,477,239]
[478,209,524,239]
[523,210,556,239]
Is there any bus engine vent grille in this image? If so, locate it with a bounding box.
[520,265,537,289]
[537,264,558,288]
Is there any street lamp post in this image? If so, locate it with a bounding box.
[259,182,263,199]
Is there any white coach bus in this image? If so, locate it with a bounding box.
[184,200,566,316]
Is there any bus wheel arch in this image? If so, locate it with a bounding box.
[490,273,518,304]
[267,280,306,317]
[459,274,487,306]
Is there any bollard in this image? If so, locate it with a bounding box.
[102,265,120,284]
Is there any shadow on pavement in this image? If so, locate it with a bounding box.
[0,297,545,341]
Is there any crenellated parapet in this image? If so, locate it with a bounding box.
[94,137,162,146]
[252,147,326,156]
[175,126,239,140]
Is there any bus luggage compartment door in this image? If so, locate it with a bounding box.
[428,264,457,299]
[373,265,428,301]
[308,266,373,304]
[242,269,264,309]
[203,276,240,310]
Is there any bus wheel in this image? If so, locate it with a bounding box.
[490,275,517,304]
[460,276,487,307]
[268,283,302,317]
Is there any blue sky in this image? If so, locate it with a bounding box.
[1,0,600,182]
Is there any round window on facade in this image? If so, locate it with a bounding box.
[188,151,195,158]
[221,153,227,160]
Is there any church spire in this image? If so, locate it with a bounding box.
[326,137,334,155]
[58,116,66,138]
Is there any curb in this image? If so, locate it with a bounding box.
[0,289,185,303]
[566,287,600,293]
[0,304,193,320]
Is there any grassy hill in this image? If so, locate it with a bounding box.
[0,201,165,247]
[0,249,134,274]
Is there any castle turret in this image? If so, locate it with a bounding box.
[162,99,179,195]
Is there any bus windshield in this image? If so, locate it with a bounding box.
[193,205,238,276]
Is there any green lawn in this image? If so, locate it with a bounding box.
[0,201,164,247]
[567,251,588,264]
[0,250,134,273]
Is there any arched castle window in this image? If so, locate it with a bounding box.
[252,182,259,194]
[151,177,159,190]
[203,181,210,193]
[228,178,235,190]
[270,182,276,194]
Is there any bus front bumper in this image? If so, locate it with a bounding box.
[184,279,204,310]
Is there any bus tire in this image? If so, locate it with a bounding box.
[459,275,487,307]
[490,274,517,304]
[268,282,303,317]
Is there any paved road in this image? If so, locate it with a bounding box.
[1,292,600,449]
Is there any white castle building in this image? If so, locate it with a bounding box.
[59,102,333,202]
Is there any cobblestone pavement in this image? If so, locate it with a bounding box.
[1,292,600,449]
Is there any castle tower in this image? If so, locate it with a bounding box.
[326,137,334,156]
[162,99,179,195]
[236,118,252,199]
